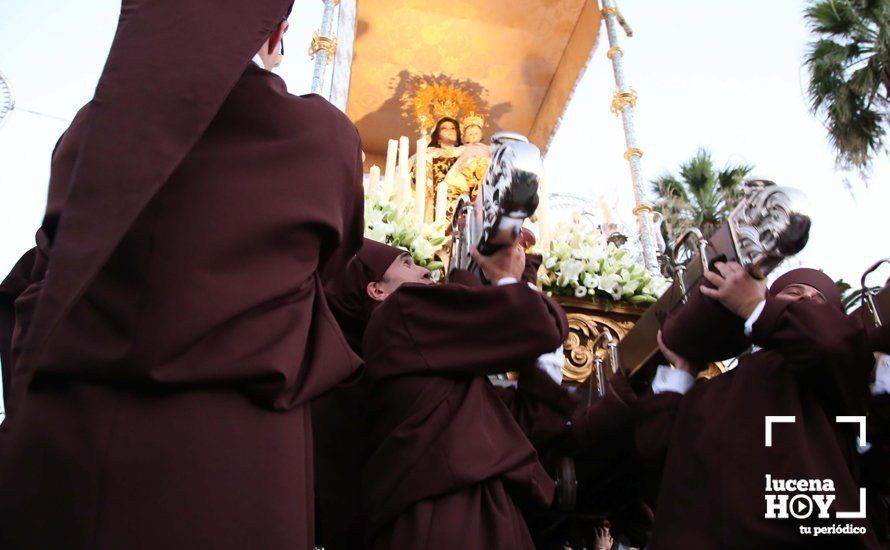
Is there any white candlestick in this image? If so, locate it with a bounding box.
[368,165,381,201]
[414,137,427,223]
[396,136,411,207]
[599,192,616,225]
[383,139,398,200]
[435,182,448,225]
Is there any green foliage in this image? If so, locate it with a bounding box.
[650,148,753,245]
[836,277,882,311]
[364,198,446,273]
[804,0,890,173]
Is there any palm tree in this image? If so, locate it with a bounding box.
[650,148,753,247]
[804,0,890,173]
[836,278,883,312]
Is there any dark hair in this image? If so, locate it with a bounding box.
[429,117,462,148]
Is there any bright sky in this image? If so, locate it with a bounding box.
[0,0,886,289]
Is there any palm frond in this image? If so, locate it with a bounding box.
[678,148,717,210]
[651,174,690,202]
[804,0,890,173]
[650,148,751,241]
[805,0,861,37]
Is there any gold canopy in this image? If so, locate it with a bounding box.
[346,0,603,166]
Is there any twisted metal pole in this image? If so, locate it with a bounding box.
[600,0,659,273]
[310,0,339,95]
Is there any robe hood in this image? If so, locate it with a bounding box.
[20,0,296,367]
[326,239,404,353]
[770,268,842,310]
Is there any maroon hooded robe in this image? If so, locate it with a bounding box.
[862,320,890,544]
[314,239,404,550]
[651,269,880,548]
[0,1,364,548]
[316,245,575,549]
[566,372,677,547]
[360,272,569,549]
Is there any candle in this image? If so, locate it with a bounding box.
[599,192,616,225]
[382,139,398,200]
[368,165,381,201]
[435,182,448,225]
[414,137,427,223]
[396,136,411,206]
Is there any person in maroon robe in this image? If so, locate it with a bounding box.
[647,265,880,548]
[355,241,570,549]
[315,238,575,549]
[314,239,404,550]
[861,321,890,544]
[0,1,365,548]
[565,365,676,549]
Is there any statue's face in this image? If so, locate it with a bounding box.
[437,121,458,146]
[464,125,483,144]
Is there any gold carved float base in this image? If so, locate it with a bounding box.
[556,296,725,392]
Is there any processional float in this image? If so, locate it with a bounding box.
[299,0,879,546]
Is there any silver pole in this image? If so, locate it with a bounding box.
[310,0,339,95]
[599,0,659,273]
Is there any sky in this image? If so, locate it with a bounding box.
[0,0,887,289]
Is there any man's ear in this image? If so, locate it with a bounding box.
[267,20,289,55]
[367,281,387,302]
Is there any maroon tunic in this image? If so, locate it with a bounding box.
[0,61,363,550]
[314,256,574,550]
[361,280,569,549]
[862,321,890,544]
[568,373,677,547]
[651,296,880,548]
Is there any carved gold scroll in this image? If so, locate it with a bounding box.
[556,296,727,391]
[556,297,642,391]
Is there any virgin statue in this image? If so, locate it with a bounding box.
[412,117,463,223]
[440,113,491,213]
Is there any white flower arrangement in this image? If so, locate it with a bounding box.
[537,221,669,307]
[364,196,446,274]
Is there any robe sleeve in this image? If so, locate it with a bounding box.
[862,392,890,543]
[494,367,578,446]
[632,390,685,464]
[0,247,38,404]
[368,281,568,378]
[445,254,542,288]
[750,295,873,415]
[445,269,484,288]
[522,254,543,286]
[570,374,639,459]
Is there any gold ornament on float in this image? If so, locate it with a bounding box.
[460,112,486,134]
[610,88,638,115]
[308,31,338,60]
[399,73,488,134]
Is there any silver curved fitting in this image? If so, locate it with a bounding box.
[591,331,619,396]
[861,258,890,326]
[727,180,812,279]
[670,227,709,302]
